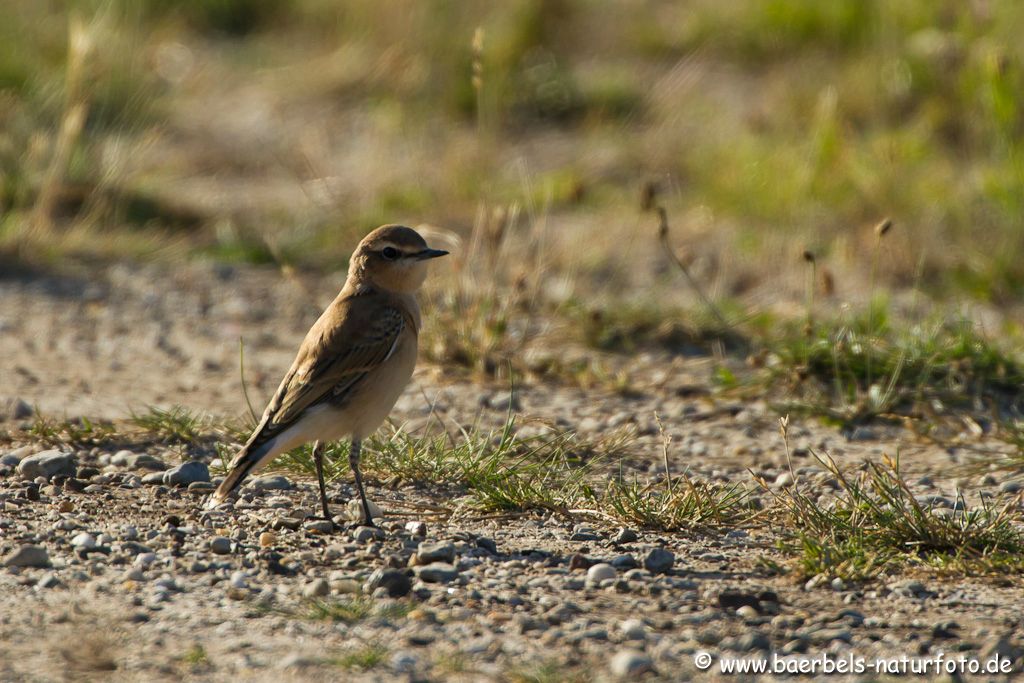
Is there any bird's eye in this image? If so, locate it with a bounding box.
[381,247,399,260]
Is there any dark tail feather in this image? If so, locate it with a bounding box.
[205,436,276,509]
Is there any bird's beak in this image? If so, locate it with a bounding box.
[414,248,449,260]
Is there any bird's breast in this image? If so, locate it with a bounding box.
[345,331,418,439]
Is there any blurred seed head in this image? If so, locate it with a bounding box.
[875,218,893,238]
[640,180,659,212]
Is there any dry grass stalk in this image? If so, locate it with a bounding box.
[28,14,95,239]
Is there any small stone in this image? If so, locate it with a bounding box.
[736,632,772,651]
[570,524,601,542]
[134,553,157,568]
[586,563,617,586]
[569,553,594,571]
[775,471,794,487]
[346,498,382,522]
[17,450,76,480]
[303,520,334,534]
[404,521,427,537]
[414,563,459,584]
[611,554,639,570]
[718,590,764,611]
[250,475,293,491]
[831,577,846,591]
[619,618,646,640]
[999,481,1023,494]
[2,397,32,421]
[609,649,653,677]
[736,605,760,620]
[353,526,385,543]
[56,500,74,513]
[888,579,931,599]
[70,533,97,550]
[36,572,61,589]
[162,461,210,487]
[643,547,674,574]
[416,540,455,564]
[476,537,497,554]
[3,545,50,568]
[613,528,638,544]
[122,568,147,582]
[210,537,232,554]
[141,472,165,485]
[258,532,276,548]
[278,653,321,669]
[303,578,330,598]
[366,568,412,597]
[111,452,166,471]
[390,650,419,673]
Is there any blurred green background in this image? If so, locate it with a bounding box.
[3,0,1024,305]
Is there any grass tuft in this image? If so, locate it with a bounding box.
[304,597,412,624]
[331,645,388,671]
[763,419,1024,581]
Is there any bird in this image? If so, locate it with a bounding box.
[205,224,448,526]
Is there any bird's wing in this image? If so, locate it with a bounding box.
[250,295,407,444]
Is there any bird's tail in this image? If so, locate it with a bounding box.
[205,436,278,510]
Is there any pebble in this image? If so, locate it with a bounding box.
[210,537,232,554]
[476,537,497,554]
[162,461,210,487]
[250,475,294,491]
[303,578,330,598]
[737,605,760,620]
[134,552,157,568]
[888,579,931,599]
[414,563,459,584]
[36,572,61,589]
[111,452,166,471]
[71,533,97,550]
[999,481,1023,494]
[3,545,50,568]
[613,528,638,544]
[2,397,32,421]
[404,521,427,537]
[258,532,276,547]
[390,650,419,673]
[611,554,638,570]
[416,540,455,564]
[17,450,76,480]
[353,526,385,543]
[609,649,653,677]
[365,568,412,597]
[619,618,647,640]
[586,563,617,586]
[303,520,333,534]
[735,632,772,651]
[643,547,674,574]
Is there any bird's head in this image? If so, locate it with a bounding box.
[349,224,448,293]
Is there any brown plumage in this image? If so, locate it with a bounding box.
[206,225,448,525]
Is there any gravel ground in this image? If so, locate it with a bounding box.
[2,264,1024,681]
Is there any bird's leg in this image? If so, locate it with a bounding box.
[349,439,375,527]
[312,441,331,521]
